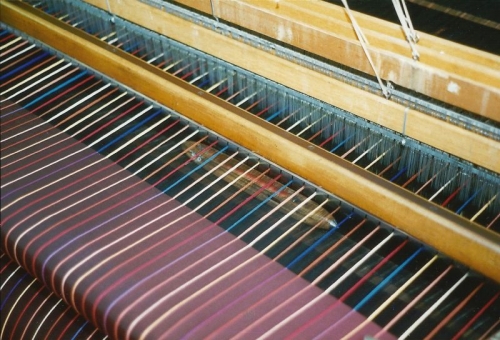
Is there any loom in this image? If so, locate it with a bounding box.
[1,0,499,338]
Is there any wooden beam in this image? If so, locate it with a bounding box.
[2,0,499,282]
[79,0,500,173]
[176,0,500,121]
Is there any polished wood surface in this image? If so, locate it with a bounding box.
[76,0,500,174]
[176,0,500,121]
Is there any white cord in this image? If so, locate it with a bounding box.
[392,0,420,60]
[401,0,418,41]
[210,0,219,23]
[341,0,391,99]
[105,0,116,23]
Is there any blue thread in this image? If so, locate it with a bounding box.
[390,167,408,182]
[0,273,28,311]
[456,190,480,214]
[330,134,354,153]
[22,71,88,109]
[353,246,423,311]
[265,107,288,122]
[227,180,293,233]
[287,213,353,269]
[0,52,49,81]
[70,321,89,340]
[96,108,163,153]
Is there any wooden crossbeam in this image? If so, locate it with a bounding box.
[77,0,500,173]
[176,0,500,121]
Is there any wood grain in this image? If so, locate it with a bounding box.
[80,0,500,173]
[176,0,500,120]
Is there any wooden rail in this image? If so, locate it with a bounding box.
[2,0,499,282]
[77,0,500,174]
[176,0,500,121]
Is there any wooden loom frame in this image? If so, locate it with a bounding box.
[85,0,499,174]
[1,0,499,283]
[176,0,500,121]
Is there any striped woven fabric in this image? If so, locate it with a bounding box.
[1,254,105,339]
[1,105,391,339]
[2,28,499,340]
